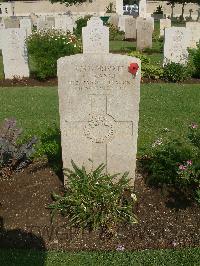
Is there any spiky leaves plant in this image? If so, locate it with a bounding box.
[50,160,137,233]
[0,118,37,178]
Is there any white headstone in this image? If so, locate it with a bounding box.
[125,17,136,39]
[108,14,119,28]
[2,29,29,79]
[116,0,123,15]
[55,15,73,33]
[139,0,147,18]
[3,17,20,29]
[20,18,32,36]
[37,17,54,30]
[164,27,190,65]
[136,18,153,50]
[160,19,171,37]
[58,17,141,186]
[186,22,200,48]
[82,17,109,54]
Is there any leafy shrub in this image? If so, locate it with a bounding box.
[108,23,124,41]
[129,51,163,80]
[27,29,81,80]
[189,42,200,78]
[143,123,200,202]
[74,16,91,37]
[0,118,37,178]
[162,62,192,82]
[35,127,62,174]
[49,161,137,233]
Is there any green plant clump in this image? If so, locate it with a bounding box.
[0,118,37,178]
[27,29,81,80]
[189,42,200,78]
[129,51,163,80]
[162,61,192,82]
[108,23,125,41]
[74,16,91,37]
[49,161,137,233]
[143,124,200,203]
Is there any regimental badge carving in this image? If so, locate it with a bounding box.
[84,114,115,143]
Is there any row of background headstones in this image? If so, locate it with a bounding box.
[0,13,200,79]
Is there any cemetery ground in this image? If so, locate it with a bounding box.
[1,84,200,261]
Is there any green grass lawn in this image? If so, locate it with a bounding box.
[0,84,200,157]
[1,247,200,266]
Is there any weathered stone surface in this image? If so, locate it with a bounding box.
[30,13,38,27]
[20,18,32,36]
[3,17,20,29]
[82,17,109,54]
[55,15,73,33]
[58,54,141,186]
[186,22,200,48]
[160,18,171,37]
[37,17,54,30]
[2,29,29,79]
[118,16,128,32]
[139,0,147,18]
[136,18,153,50]
[125,17,136,39]
[108,14,119,28]
[164,27,190,65]
[58,17,141,186]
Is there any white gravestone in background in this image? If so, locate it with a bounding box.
[82,17,109,54]
[58,17,141,186]
[125,17,136,39]
[186,22,200,48]
[37,17,54,30]
[2,29,29,79]
[55,16,73,33]
[160,19,171,37]
[20,18,32,36]
[108,14,119,28]
[139,0,147,18]
[136,18,153,50]
[164,27,190,65]
[116,0,123,15]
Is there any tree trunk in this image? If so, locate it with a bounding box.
[171,3,175,19]
[181,2,186,21]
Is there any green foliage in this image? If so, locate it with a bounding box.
[35,127,62,174]
[106,2,115,13]
[0,118,37,178]
[74,16,91,37]
[162,62,192,82]
[189,42,200,78]
[49,161,137,232]
[108,23,125,41]
[153,5,163,14]
[27,29,81,80]
[143,124,200,202]
[129,51,163,79]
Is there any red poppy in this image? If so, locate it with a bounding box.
[128,63,139,76]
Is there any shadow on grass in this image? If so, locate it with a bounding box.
[0,217,46,265]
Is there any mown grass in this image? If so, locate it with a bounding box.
[0,84,200,157]
[1,247,200,266]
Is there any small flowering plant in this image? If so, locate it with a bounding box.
[144,123,200,202]
[27,29,81,79]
